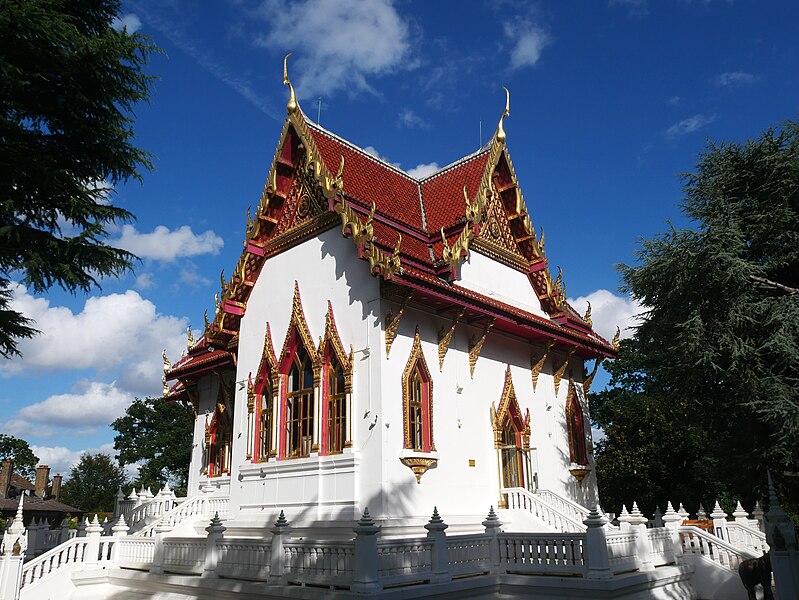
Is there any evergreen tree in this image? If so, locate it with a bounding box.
[0,0,159,357]
[112,397,194,494]
[60,452,127,513]
[613,119,799,511]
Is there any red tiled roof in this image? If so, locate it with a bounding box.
[421,150,490,233]
[167,341,234,381]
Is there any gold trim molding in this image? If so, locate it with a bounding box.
[530,340,554,393]
[437,309,464,371]
[553,348,575,397]
[400,456,437,484]
[384,293,411,358]
[468,319,495,378]
[583,357,604,396]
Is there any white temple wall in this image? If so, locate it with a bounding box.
[227,227,382,526]
[187,374,223,496]
[458,250,548,319]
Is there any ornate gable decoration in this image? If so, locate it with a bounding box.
[401,327,435,452]
[255,323,278,390]
[490,365,531,450]
[279,281,318,367]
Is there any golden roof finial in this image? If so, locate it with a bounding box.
[583,302,592,327]
[612,326,621,350]
[187,326,195,350]
[496,86,510,143]
[283,52,298,114]
[162,349,170,374]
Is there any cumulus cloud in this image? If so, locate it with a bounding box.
[112,13,142,33]
[362,146,402,168]
[504,21,552,70]
[1,284,188,394]
[568,289,645,343]
[256,0,412,97]
[113,224,224,261]
[134,272,155,290]
[398,109,429,129]
[30,443,130,479]
[19,382,133,429]
[713,71,758,87]
[406,162,440,179]
[665,114,715,139]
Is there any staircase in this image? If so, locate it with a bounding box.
[501,487,589,532]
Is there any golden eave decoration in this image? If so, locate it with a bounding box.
[583,357,604,396]
[255,322,278,389]
[468,319,495,378]
[553,347,576,397]
[437,308,464,371]
[530,340,554,393]
[400,456,436,484]
[384,293,411,358]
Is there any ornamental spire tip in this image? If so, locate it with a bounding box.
[283,52,298,114]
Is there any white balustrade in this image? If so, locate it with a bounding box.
[498,533,585,575]
[605,530,638,573]
[217,539,271,581]
[284,540,355,586]
[161,537,206,575]
[725,522,769,555]
[534,489,591,523]
[117,538,156,570]
[502,487,586,532]
[377,538,433,585]
[647,528,675,566]
[136,495,208,537]
[679,525,759,571]
[19,538,88,589]
[447,534,491,576]
[207,497,230,518]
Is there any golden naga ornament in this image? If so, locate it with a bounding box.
[530,340,554,393]
[283,52,298,114]
[553,348,576,397]
[583,302,592,327]
[187,326,195,350]
[612,326,621,350]
[468,319,495,378]
[496,86,510,143]
[162,349,170,375]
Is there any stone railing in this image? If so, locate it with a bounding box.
[446,533,491,577]
[19,538,88,590]
[285,540,355,586]
[725,522,768,555]
[605,530,638,574]
[135,494,225,537]
[499,532,585,575]
[216,539,271,581]
[377,538,433,586]
[534,489,591,523]
[679,525,758,571]
[502,487,586,532]
[117,537,156,570]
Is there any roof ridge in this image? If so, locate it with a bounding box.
[418,144,492,183]
[305,119,419,183]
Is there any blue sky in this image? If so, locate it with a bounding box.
[2,0,797,478]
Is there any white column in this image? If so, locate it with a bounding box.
[425,508,451,583]
[203,513,226,578]
[583,506,612,580]
[268,511,291,585]
[352,508,381,593]
[629,503,653,572]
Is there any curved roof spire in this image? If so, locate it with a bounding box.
[283,52,298,114]
[496,86,510,143]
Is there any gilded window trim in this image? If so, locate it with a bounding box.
[490,365,531,450]
[317,301,354,452]
[565,379,588,466]
[401,326,435,452]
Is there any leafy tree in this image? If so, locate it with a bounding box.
[615,119,799,512]
[60,452,127,513]
[0,0,159,358]
[112,398,194,494]
[0,434,39,480]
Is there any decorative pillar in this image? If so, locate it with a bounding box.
[149,520,171,575]
[203,513,226,578]
[662,502,683,560]
[629,503,654,572]
[482,506,502,571]
[677,503,689,521]
[83,515,103,566]
[710,501,728,540]
[110,515,129,563]
[76,518,87,538]
[268,511,291,585]
[732,501,749,525]
[424,507,451,583]
[352,508,381,593]
[114,488,125,520]
[617,505,632,531]
[0,501,27,600]
[752,501,765,532]
[583,506,612,580]
[696,503,707,521]
[60,518,71,544]
[652,506,664,528]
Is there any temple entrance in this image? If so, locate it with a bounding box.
[500,418,524,489]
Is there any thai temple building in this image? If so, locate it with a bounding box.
[2,58,792,600]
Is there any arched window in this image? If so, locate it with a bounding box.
[402,328,434,452]
[207,402,232,477]
[567,387,588,466]
[286,345,315,457]
[326,358,347,454]
[257,378,273,460]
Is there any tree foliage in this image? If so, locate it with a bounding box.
[60,452,127,513]
[0,0,159,358]
[112,397,194,494]
[0,434,40,480]
[601,119,799,514]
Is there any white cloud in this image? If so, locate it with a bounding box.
[134,272,155,290]
[568,289,644,343]
[178,263,212,288]
[398,109,429,129]
[1,284,188,395]
[504,21,552,70]
[31,443,125,479]
[19,382,132,429]
[406,162,440,179]
[112,13,142,33]
[256,0,412,97]
[113,224,224,262]
[362,146,402,168]
[713,71,758,87]
[665,114,715,139]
